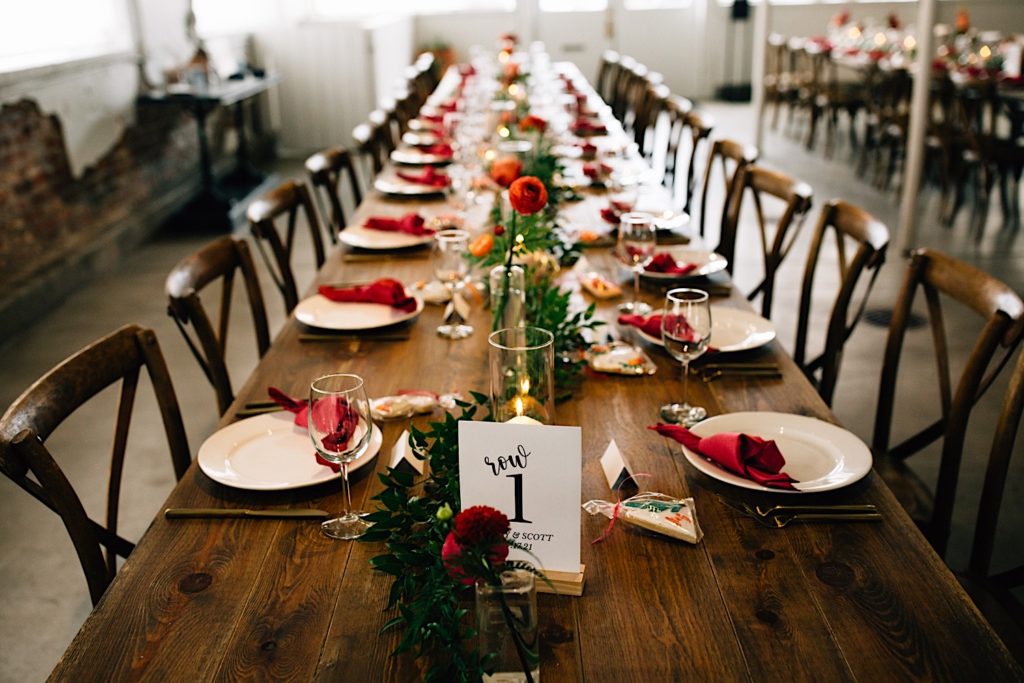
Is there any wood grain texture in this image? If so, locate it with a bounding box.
[49,83,1021,683]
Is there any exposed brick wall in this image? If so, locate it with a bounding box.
[0,98,233,288]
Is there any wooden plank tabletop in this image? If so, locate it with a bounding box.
[51,72,1021,682]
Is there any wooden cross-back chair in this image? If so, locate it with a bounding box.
[596,50,620,103]
[679,109,716,218]
[376,103,400,155]
[611,55,637,122]
[620,61,649,134]
[793,200,890,406]
[247,179,327,314]
[872,248,1024,558]
[719,164,814,320]
[960,345,1024,660]
[166,236,271,416]
[0,324,191,606]
[631,74,664,161]
[662,94,693,193]
[697,137,759,240]
[353,121,386,178]
[764,33,794,130]
[306,146,364,235]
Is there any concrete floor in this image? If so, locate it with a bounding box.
[1,103,1022,680]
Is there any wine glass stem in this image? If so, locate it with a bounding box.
[341,461,352,516]
[681,359,690,407]
[633,269,641,307]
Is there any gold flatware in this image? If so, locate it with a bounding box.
[165,508,331,520]
[756,512,883,528]
[718,496,881,526]
[693,362,780,371]
[753,503,878,517]
[701,369,782,383]
[342,253,428,263]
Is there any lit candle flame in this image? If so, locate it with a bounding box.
[980,45,992,59]
[514,396,524,416]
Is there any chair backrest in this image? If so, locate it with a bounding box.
[719,164,814,319]
[697,137,759,240]
[680,109,715,216]
[611,55,637,121]
[166,236,271,415]
[969,346,1024,584]
[353,122,384,178]
[793,200,890,406]
[596,50,620,102]
[662,95,693,193]
[0,324,191,606]
[306,146,364,235]
[632,74,665,159]
[246,179,326,314]
[872,248,1024,556]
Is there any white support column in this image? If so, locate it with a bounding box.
[896,0,937,253]
[752,0,772,149]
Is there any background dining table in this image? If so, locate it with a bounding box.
[49,64,1021,680]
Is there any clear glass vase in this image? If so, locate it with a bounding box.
[475,568,540,683]
[489,264,526,331]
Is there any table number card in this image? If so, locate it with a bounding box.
[458,421,581,574]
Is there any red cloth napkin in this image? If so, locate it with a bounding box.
[578,142,598,159]
[318,278,418,313]
[618,313,665,339]
[396,167,450,188]
[600,207,621,224]
[574,119,608,135]
[645,252,697,276]
[266,387,339,472]
[583,162,613,180]
[418,143,454,157]
[421,113,444,123]
[649,423,797,489]
[364,213,434,236]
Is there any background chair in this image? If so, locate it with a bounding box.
[793,200,889,406]
[0,324,191,606]
[247,179,327,314]
[166,236,271,416]
[719,164,814,319]
[871,248,1024,557]
[306,146,364,235]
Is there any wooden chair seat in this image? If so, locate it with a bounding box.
[166,236,271,416]
[0,325,191,605]
[872,248,1024,557]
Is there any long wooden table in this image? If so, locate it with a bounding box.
[52,74,1021,681]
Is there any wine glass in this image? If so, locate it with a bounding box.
[659,288,712,426]
[434,229,474,340]
[309,374,374,540]
[616,212,656,315]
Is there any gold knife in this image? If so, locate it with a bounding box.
[165,508,331,519]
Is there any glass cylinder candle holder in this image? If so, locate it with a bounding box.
[488,326,555,424]
[489,265,526,331]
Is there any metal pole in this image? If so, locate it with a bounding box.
[752,0,771,149]
[896,0,937,253]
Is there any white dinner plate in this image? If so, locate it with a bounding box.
[339,224,435,250]
[639,247,728,280]
[636,305,776,353]
[198,412,383,491]
[680,411,872,493]
[402,131,442,146]
[294,295,424,331]
[390,148,451,166]
[374,177,447,197]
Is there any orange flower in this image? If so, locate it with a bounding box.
[955,9,970,33]
[509,176,548,216]
[469,233,494,258]
[519,115,548,133]
[489,156,522,187]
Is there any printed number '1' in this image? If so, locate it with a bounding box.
[506,473,531,524]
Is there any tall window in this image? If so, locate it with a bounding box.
[309,0,514,17]
[0,0,132,73]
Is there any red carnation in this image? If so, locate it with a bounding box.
[442,532,509,585]
[490,156,523,187]
[520,114,548,133]
[508,176,548,216]
[453,505,510,545]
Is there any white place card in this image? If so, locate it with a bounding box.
[600,439,638,493]
[458,421,581,573]
[389,429,425,475]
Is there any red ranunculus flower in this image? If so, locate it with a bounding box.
[490,156,523,187]
[509,176,548,216]
[519,114,548,133]
[454,505,510,545]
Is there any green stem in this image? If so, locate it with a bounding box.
[492,211,517,331]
